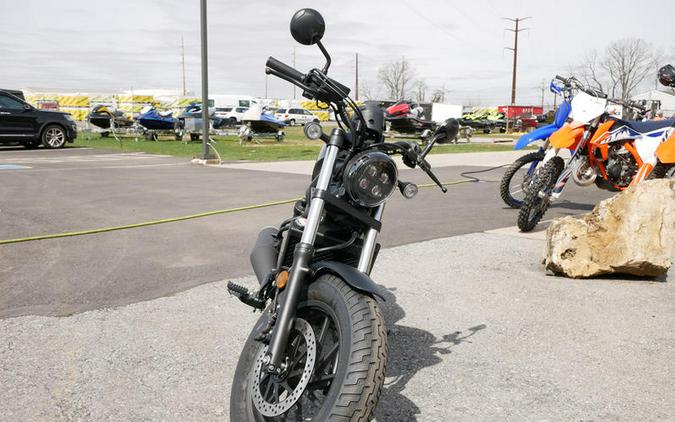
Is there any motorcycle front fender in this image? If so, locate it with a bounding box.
[514,123,559,150]
[310,261,385,301]
[550,122,585,149]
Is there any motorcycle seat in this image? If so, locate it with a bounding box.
[613,118,674,134]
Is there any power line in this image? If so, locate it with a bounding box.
[504,17,530,105]
[398,0,491,55]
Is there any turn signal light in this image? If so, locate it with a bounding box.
[276,270,289,289]
[399,181,419,199]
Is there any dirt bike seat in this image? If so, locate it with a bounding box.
[614,118,674,134]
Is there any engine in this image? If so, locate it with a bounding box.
[604,145,638,187]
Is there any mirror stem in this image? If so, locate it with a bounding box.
[316,40,331,73]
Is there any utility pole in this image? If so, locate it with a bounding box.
[504,17,530,105]
[540,80,545,109]
[199,0,213,159]
[181,36,187,96]
[293,47,297,101]
[355,53,359,101]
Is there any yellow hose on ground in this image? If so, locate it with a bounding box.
[0,179,473,245]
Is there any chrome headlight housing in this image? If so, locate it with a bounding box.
[343,151,398,207]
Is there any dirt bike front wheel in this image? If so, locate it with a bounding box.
[517,156,565,232]
[230,274,387,422]
[499,151,545,209]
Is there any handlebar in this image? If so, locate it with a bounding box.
[266,56,306,85]
[555,75,570,85]
[266,56,349,105]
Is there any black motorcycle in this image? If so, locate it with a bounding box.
[228,9,456,421]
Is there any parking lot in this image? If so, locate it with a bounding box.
[1,146,609,318]
[1,146,672,421]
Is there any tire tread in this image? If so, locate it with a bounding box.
[499,151,545,208]
[322,275,387,422]
[517,156,564,232]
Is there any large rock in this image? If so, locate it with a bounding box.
[544,179,675,278]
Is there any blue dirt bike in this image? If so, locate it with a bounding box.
[499,77,573,208]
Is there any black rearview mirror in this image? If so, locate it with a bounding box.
[290,8,325,45]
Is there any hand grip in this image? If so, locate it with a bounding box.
[266,56,305,84]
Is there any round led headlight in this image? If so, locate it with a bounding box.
[344,151,398,207]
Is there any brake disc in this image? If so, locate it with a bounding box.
[250,317,317,417]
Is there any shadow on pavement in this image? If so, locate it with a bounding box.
[375,286,487,421]
[551,200,595,212]
[0,145,86,152]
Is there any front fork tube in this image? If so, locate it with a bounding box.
[264,133,342,372]
[357,205,384,274]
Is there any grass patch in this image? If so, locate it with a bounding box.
[74,125,521,161]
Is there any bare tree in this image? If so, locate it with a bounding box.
[377,58,414,100]
[359,80,381,101]
[429,86,448,103]
[412,80,427,102]
[578,50,606,94]
[576,38,658,100]
[602,38,657,100]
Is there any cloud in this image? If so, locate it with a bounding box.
[1,0,672,105]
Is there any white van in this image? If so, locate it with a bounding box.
[211,95,259,110]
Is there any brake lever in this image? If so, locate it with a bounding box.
[418,158,447,193]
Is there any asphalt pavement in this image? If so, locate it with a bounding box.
[0,147,611,318]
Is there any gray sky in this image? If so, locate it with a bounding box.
[1,0,673,106]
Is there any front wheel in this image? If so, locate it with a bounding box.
[499,151,545,208]
[230,274,387,422]
[42,125,67,148]
[517,156,565,232]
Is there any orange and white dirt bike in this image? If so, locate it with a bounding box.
[517,75,675,232]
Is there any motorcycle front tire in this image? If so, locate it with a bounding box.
[230,274,387,422]
[499,151,545,209]
[517,156,565,232]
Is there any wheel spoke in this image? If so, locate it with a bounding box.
[317,316,329,343]
[308,373,335,389]
[315,343,339,373]
[280,381,292,395]
[263,377,274,400]
[287,368,304,379]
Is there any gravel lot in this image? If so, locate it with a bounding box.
[2,232,672,421]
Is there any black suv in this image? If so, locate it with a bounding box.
[0,90,78,149]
